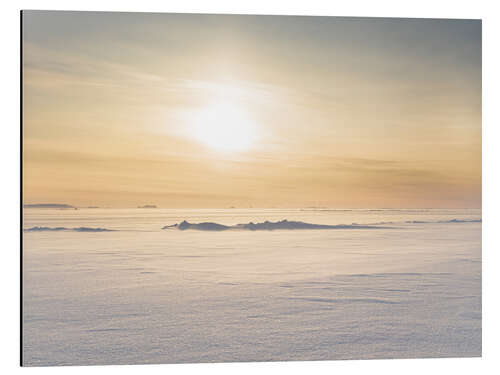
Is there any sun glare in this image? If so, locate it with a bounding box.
[194,102,257,152]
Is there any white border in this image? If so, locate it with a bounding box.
[2,1,498,374]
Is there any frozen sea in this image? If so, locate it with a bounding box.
[22,208,481,366]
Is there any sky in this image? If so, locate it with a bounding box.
[22,11,482,208]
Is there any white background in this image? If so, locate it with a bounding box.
[1,0,498,373]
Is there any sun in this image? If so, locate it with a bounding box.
[194,102,257,152]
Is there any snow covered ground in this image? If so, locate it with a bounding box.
[22,208,481,366]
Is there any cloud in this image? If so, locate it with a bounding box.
[24,226,115,232]
[23,203,75,209]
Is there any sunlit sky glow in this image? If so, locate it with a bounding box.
[22,11,481,208]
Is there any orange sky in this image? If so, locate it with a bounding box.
[22,11,481,208]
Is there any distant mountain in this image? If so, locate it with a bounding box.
[162,219,388,231]
[23,203,75,209]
